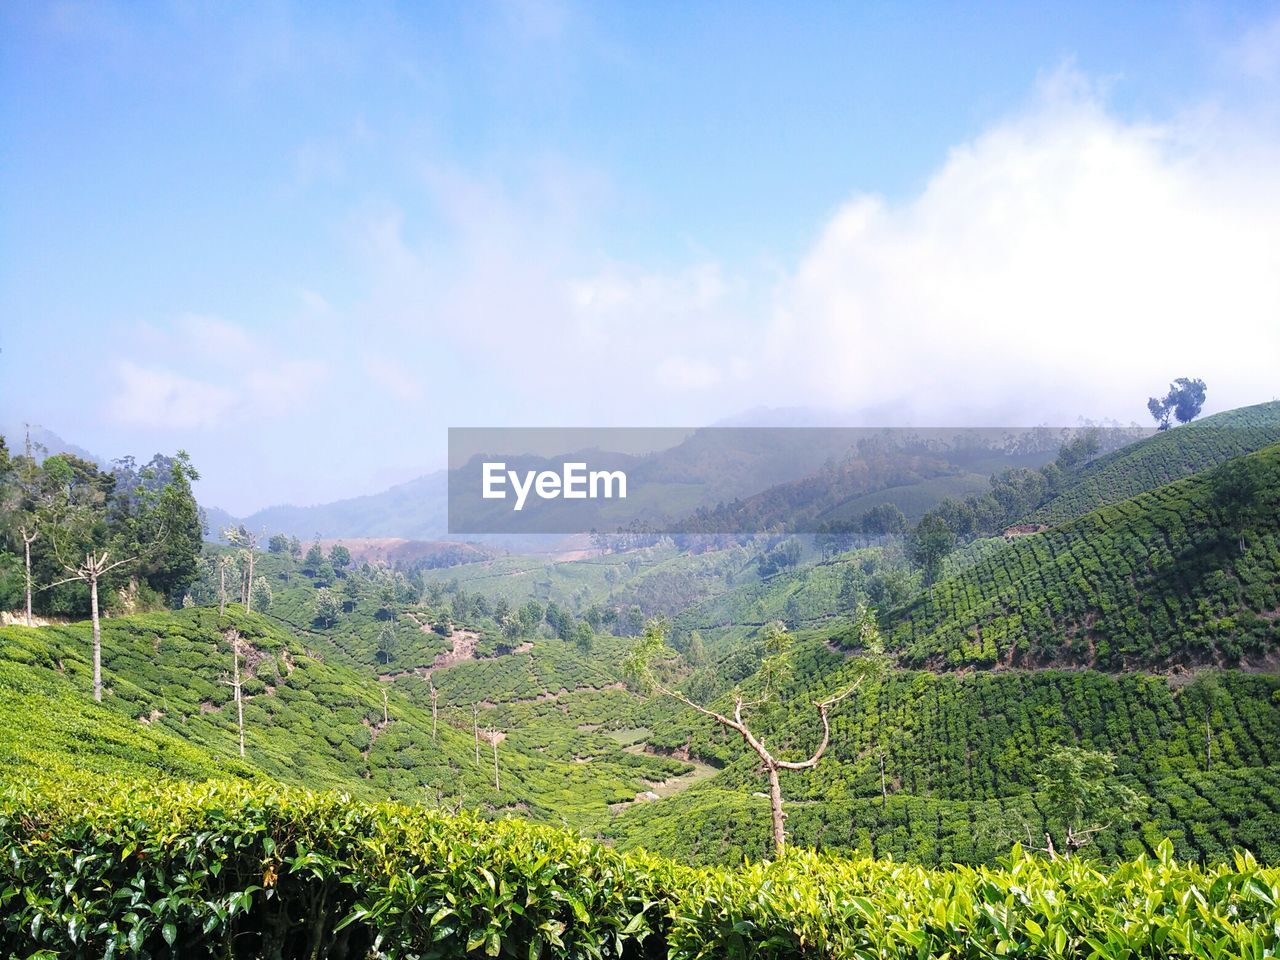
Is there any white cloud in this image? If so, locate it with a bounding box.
[361,353,424,402]
[109,360,237,428]
[765,70,1280,423]
[343,67,1280,429]
[107,318,329,430]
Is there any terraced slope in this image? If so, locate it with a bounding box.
[1031,401,1280,525]
[869,443,1280,670]
[614,639,1280,866]
[0,608,688,827]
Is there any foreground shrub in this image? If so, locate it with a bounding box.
[2,776,1277,959]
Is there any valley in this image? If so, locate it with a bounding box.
[2,402,1279,955]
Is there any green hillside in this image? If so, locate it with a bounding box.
[417,541,757,621]
[619,639,1280,865]
[4,407,1280,957]
[0,608,687,829]
[865,442,1280,670]
[1030,401,1280,525]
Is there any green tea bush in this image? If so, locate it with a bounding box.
[1032,402,1280,525]
[2,777,1277,959]
[869,444,1280,669]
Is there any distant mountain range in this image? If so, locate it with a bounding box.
[209,471,450,542]
[2,406,1170,546]
[0,423,102,466]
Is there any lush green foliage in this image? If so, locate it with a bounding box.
[0,442,203,614]
[626,638,1280,866]
[0,608,689,831]
[1031,401,1280,525]
[4,777,1278,959]
[864,444,1280,669]
[6,409,1280,955]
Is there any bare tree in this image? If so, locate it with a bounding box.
[878,751,888,809]
[490,728,501,791]
[48,548,140,702]
[430,681,439,740]
[17,522,38,627]
[6,430,51,628]
[216,554,237,617]
[220,629,246,757]
[625,612,887,856]
[381,687,389,726]
[472,702,481,766]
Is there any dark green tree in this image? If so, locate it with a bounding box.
[859,503,908,536]
[1213,455,1263,554]
[302,544,324,576]
[329,544,352,573]
[909,514,955,587]
[1148,377,1207,430]
[313,587,340,627]
[1031,747,1140,858]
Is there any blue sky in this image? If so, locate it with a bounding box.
[3,1,1279,514]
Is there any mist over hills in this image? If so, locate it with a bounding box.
[210,411,1144,542]
[217,470,450,541]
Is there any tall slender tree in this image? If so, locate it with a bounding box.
[430,681,439,740]
[221,629,246,758]
[224,526,261,614]
[44,457,131,703]
[490,728,501,792]
[2,432,51,626]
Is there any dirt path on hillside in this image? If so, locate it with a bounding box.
[378,620,486,682]
[610,743,720,811]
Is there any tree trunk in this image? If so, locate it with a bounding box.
[431,686,438,740]
[473,704,480,766]
[1205,708,1212,772]
[219,562,227,617]
[90,573,103,703]
[245,550,256,615]
[492,734,500,792]
[879,751,888,808]
[233,636,245,758]
[23,535,33,627]
[767,764,785,857]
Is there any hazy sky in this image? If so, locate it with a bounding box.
[3,2,1279,514]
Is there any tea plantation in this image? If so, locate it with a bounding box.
[3,776,1278,959]
[870,442,1280,669]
